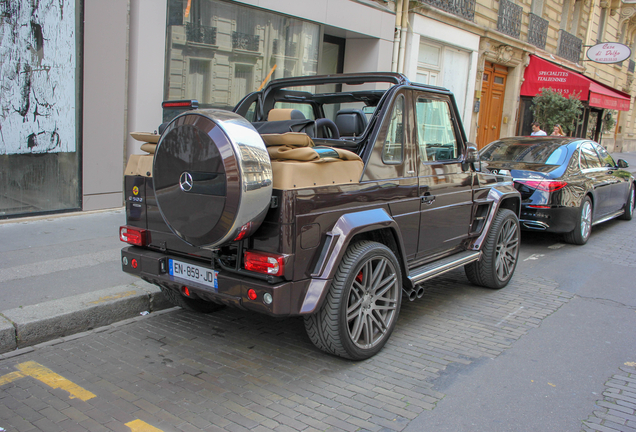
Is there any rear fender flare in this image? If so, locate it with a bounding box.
[468,184,520,251]
[299,208,406,314]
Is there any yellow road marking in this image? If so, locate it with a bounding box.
[16,361,96,401]
[126,419,164,431]
[625,362,636,367]
[87,290,136,305]
[0,371,25,386]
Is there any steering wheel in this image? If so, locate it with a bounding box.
[314,118,340,139]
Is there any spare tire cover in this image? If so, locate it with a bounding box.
[153,109,272,248]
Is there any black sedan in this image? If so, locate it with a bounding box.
[479,137,635,245]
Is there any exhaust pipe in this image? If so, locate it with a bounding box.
[416,286,425,299]
[403,287,417,301]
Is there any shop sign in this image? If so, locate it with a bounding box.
[586,43,632,64]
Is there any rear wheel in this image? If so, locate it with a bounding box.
[564,196,592,245]
[465,209,519,289]
[618,186,634,221]
[304,241,402,360]
[159,286,224,313]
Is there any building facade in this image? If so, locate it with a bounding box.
[1,0,635,219]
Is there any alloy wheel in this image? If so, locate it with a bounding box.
[494,218,519,281]
[346,256,400,350]
[581,200,592,240]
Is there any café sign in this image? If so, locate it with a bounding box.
[586,43,631,64]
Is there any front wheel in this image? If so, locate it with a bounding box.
[618,186,634,221]
[304,241,402,360]
[465,209,519,289]
[563,196,592,245]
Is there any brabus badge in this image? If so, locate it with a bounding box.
[179,172,193,192]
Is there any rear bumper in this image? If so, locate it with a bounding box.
[519,205,579,233]
[121,246,310,316]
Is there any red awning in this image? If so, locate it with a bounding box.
[520,55,631,111]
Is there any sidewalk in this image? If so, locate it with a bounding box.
[1,151,635,355]
[0,208,171,354]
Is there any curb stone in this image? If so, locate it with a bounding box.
[0,282,171,354]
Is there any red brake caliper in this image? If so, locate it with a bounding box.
[355,270,363,283]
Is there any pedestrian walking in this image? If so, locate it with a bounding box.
[531,122,547,136]
[551,124,565,136]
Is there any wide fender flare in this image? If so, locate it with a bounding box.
[299,208,406,314]
[468,184,520,251]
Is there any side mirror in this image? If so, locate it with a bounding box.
[464,143,481,171]
[617,159,629,169]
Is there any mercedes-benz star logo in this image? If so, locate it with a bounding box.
[179,172,193,192]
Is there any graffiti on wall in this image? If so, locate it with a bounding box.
[0,0,76,155]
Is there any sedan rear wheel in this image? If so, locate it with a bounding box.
[618,186,634,221]
[564,196,592,245]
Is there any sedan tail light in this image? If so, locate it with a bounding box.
[516,180,568,192]
[120,226,148,246]
[244,250,284,277]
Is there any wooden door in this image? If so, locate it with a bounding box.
[477,62,508,149]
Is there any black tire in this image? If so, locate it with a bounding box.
[618,186,634,221]
[563,196,592,245]
[159,285,224,313]
[304,241,402,360]
[465,209,519,289]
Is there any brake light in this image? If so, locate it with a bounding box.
[161,100,198,109]
[516,180,568,192]
[244,250,284,277]
[119,226,148,246]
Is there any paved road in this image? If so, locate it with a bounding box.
[0,152,634,431]
[1,215,635,431]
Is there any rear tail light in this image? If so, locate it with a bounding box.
[516,180,568,192]
[244,250,284,277]
[119,226,148,246]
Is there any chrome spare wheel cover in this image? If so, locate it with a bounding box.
[153,109,273,248]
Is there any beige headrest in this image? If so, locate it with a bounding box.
[267,109,294,121]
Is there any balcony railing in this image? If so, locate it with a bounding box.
[557,29,582,63]
[272,39,298,57]
[185,23,217,45]
[232,32,260,51]
[527,13,548,49]
[419,0,475,21]
[629,60,635,73]
[497,0,522,39]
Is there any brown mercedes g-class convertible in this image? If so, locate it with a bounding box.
[120,73,521,360]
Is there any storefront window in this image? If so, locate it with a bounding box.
[0,0,82,218]
[165,0,320,110]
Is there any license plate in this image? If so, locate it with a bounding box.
[169,259,218,290]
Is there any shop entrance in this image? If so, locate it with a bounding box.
[477,61,508,149]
